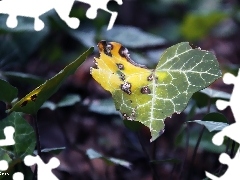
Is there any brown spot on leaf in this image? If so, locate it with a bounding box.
[20,100,28,107]
[30,94,37,102]
[120,82,132,95]
[116,63,124,70]
[98,40,113,57]
[140,86,151,94]
[147,74,154,81]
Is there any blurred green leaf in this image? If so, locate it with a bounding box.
[8,47,93,114]
[202,112,228,123]
[176,125,225,153]
[181,11,228,41]
[41,94,81,110]
[0,112,36,159]
[69,29,96,48]
[57,94,81,107]
[0,79,18,103]
[86,148,132,169]
[101,25,166,48]
[200,88,230,100]
[2,71,45,86]
[87,98,119,115]
[190,120,228,132]
[192,88,229,108]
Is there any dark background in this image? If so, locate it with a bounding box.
[0,0,240,179]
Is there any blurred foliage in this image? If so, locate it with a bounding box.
[0,0,240,179]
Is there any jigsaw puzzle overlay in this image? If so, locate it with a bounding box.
[0,0,123,31]
[206,68,240,180]
[0,126,60,180]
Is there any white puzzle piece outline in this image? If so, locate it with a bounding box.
[206,69,240,179]
[0,0,123,31]
[0,126,15,146]
[0,126,24,180]
[24,155,60,180]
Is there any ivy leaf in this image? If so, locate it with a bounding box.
[91,41,222,142]
[8,47,93,114]
[0,112,36,159]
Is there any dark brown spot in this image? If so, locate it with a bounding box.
[30,94,37,102]
[118,72,125,81]
[120,82,132,95]
[140,86,151,94]
[118,45,128,58]
[130,100,132,103]
[126,116,133,121]
[98,40,113,57]
[116,63,124,70]
[20,100,28,107]
[147,74,154,81]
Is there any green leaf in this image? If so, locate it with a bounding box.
[176,125,225,153]
[0,112,36,159]
[0,79,18,103]
[2,71,45,86]
[92,41,222,142]
[101,25,166,48]
[41,94,81,111]
[202,112,228,123]
[86,148,132,169]
[87,98,119,115]
[190,120,228,132]
[57,94,81,107]
[69,29,96,47]
[189,112,229,132]
[181,11,228,40]
[8,47,93,114]
[192,88,231,108]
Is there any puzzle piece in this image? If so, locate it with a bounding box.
[0,160,8,171]
[0,0,123,31]
[206,148,240,179]
[0,126,15,146]
[205,68,240,179]
[76,0,123,30]
[216,69,240,122]
[0,0,79,31]
[212,69,240,149]
[24,155,60,180]
[12,172,24,180]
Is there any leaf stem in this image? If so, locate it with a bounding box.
[178,123,189,179]
[32,114,41,180]
[187,99,210,179]
[137,132,159,180]
[33,114,41,157]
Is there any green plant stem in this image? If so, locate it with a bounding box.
[187,99,211,179]
[187,126,205,179]
[137,132,159,180]
[178,123,189,179]
[32,114,41,180]
[33,114,41,157]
